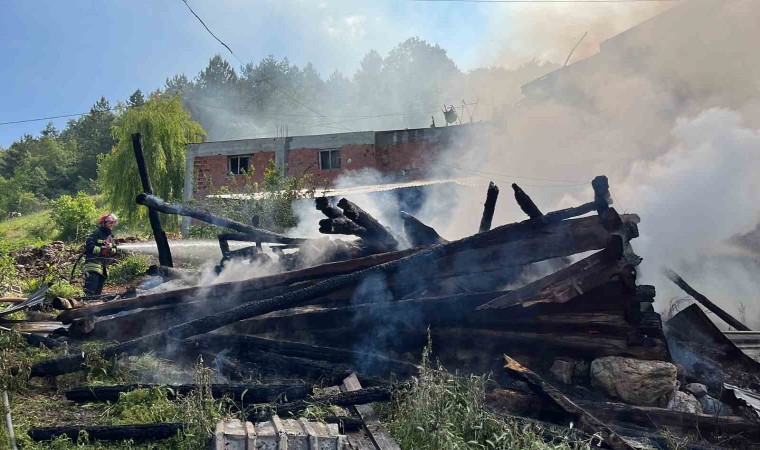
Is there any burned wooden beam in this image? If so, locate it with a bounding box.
[477,241,633,310]
[58,248,420,324]
[316,197,345,219]
[318,217,367,236]
[592,175,611,214]
[28,423,184,443]
[399,211,446,246]
[135,193,305,245]
[191,334,418,378]
[65,383,311,404]
[503,356,635,450]
[512,183,543,219]
[663,268,751,331]
[337,198,399,250]
[32,202,637,378]
[478,181,500,233]
[132,133,173,267]
[250,386,392,422]
[579,401,760,440]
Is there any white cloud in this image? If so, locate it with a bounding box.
[323,15,367,40]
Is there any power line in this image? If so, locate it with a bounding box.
[178,0,355,133]
[432,161,589,186]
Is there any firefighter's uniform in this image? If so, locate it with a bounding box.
[82,215,118,296]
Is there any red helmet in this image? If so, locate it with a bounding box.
[98,213,118,227]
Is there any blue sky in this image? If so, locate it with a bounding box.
[0,0,496,147]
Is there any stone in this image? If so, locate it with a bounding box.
[667,391,703,414]
[684,383,708,399]
[550,359,575,384]
[699,395,734,416]
[590,357,677,406]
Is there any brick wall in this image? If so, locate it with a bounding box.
[287,144,379,186]
[193,152,275,196]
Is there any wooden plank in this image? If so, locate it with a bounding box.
[478,181,500,232]
[341,373,401,450]
[29,423,183,443]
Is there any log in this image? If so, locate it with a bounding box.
[191,334,418,378]
[28,423,184,443]
[478,181,499,233]
[512,184,543,219]
[0,298,25,303]
[663,268,751,331]
[65,383,311,404]
[341,373,400,450]
[318,217,367,236]
[57,248,420,324]
[250,386,392,422]
[592,175,611,214]
[132,133,173,267]
[337,198,398,250]
[135,193,305,245]
[503,356,635,450]
[399,211,446,246]
[477,243,634,310]
[315,197,344,219]
[32,201,636,377]
[579,401,760,439]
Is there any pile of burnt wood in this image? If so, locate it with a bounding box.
[29,176,760,449]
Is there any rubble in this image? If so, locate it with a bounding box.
[12,175,760,448]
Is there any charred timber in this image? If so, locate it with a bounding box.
[477,240,634,310]
[57,248,419,324]
[250,386,392,422]
[478,182,500,233]
[400,211,446,246]
[65,383,311,404]
[135,193,305,245]
[504,356,635,450]
[316,197,345,219]
[663,268,751,331]
[318,217,367,236]
[337,198,399,250]
[132,133,173,267]
[28,423,183,443]
[32,199,639,377]
[512,184,543,219]
[190,334,418,378]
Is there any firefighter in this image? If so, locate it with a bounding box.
[82,213,119,296]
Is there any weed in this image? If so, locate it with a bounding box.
[48,280,84,299]
[385,336,589,450]
[107,254,151,285]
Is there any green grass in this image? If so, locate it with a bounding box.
[0,210,53,252]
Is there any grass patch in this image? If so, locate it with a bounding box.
[0,210,54,252]
[384,340,590,450]
[107,254,151,285]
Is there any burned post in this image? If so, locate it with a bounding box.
[478,181,499,233]
[132,133,173,267]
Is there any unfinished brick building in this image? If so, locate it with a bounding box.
[183,124,480,201]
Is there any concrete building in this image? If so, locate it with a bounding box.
[184,124,480,201]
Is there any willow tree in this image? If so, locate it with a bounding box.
[98,95,205,229]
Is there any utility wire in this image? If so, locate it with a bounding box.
[178,0,355,132]
[432,161,589,186]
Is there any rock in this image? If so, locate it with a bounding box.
[550,359,575,384]
[684,383,708,399]
[699,395,733,416]
[667,391,703,414]
[590,357,677,406]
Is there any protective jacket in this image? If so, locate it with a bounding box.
[82,226,118,276]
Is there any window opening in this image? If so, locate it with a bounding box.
[319,149,341,170]
[229,155,250,175]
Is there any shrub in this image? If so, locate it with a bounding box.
[50,192,97,242]
[108,254,151,285]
